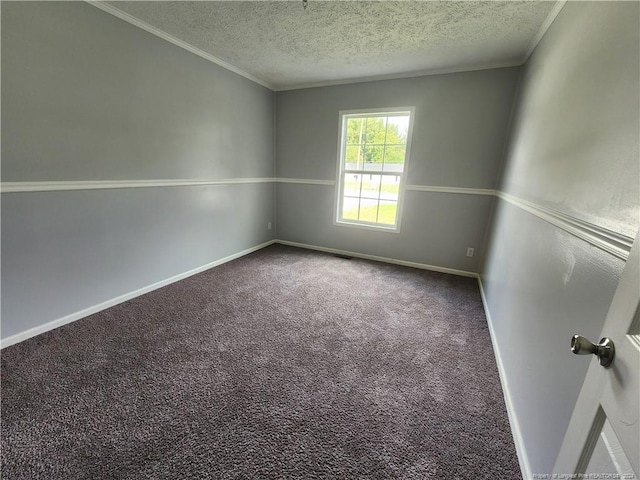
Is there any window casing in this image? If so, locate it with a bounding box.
[335,108,414,232]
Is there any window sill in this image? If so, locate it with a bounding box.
[334,219,401,234]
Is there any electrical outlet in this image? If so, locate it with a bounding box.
[466,248,474,258]
[267,222,272,230]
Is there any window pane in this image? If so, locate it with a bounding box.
[337,111,411,230]
[358,198,379,223]
[360,174,381,199]
[363,145,384,172]
[346,118,365,145]
[343,173,362,197]
[341,196,360,220]
[379,176,400,201]
[383,163,404,174]
[363,117,387,145]
[363,163,384,173]
[382,145,406,172]
[387,116,409,144]
[345,145,364,170]
[377,201,398,225]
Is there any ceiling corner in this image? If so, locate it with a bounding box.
[85,0,276,91]
[522,0,568,63]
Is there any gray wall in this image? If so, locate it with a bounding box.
[482,1,639,475]
[1,2,275,339]
[5,3,637,474]
[276,68,520,271]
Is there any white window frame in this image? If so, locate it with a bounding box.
[334,107,415,233]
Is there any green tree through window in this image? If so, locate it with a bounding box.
[336,109,414,230]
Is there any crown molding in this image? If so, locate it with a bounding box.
[83,1,556,93]
[83,1,565,93]
[276,61,523,92]
[85,1,275,90]
[523,0,568,62]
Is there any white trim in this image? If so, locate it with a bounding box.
[406,185,496,196]
[280,181,630,260]
[523,0,567,62]
[333,107,416,233]
[2,177,632,261]
[274,239,477,278]
[277,61,523,92]
[0,240,276,349]
[331,219,402,235]
[85,1,274,90]
[85,0,549,92]
[478,276,532,480]
[86,1,522,92]
[275,180,496,197]
[0,178,276,193]
[496,192,633,261]
[0,238,473,349]
[275,178,335,186]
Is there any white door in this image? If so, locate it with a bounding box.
[554,234,639,478]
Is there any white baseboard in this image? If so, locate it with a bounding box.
[2,236,529,479]
[2,238,476,349]
[0,240,276,349]
[274,239,477,278]
[477,276,532,480]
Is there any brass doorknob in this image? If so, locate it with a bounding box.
[571,335,615,368]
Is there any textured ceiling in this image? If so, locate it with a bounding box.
[105,1,559,90]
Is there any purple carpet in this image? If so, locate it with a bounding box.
[1,244,520,479]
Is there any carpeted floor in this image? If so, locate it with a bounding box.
[1,244,520,479]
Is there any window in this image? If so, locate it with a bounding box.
[335,108,414,231]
